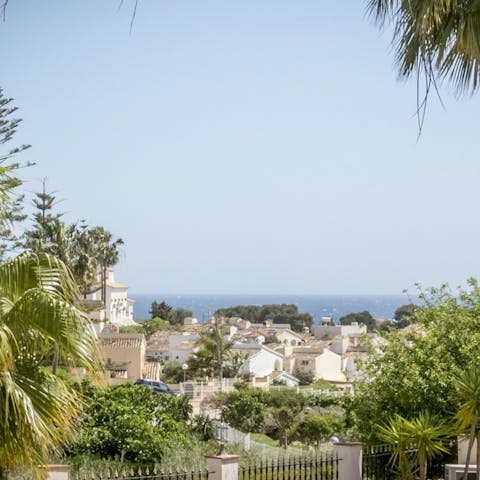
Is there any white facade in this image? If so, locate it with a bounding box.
[313,322,367,340]
[169,333,200,364]
[84,269,136,330]
[234,343,283,377]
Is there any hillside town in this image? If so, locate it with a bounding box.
[93,269,384,411]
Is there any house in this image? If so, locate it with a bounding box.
[169,333,200,364]
[233,343,283,378]
[283,345,346,383]
[146,330,170,363]
[269,370,300,387]
[100,332,146,383]
[274,329,304,346]
[84,269,136,332]
[313,321,367,341]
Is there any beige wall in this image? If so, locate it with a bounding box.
[314,349,345,382]
[101,334,146,382]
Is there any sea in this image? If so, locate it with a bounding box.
[130,293,416,323]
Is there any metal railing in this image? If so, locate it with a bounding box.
[362,445,397,480]
[239,454,338,480]
[71,465,211,480]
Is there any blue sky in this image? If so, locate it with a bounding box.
[1,1,480,295]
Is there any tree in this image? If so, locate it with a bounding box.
[0,88,29,260]
[351,280,480,443]
[394,304,418,328]
[192,324,235,382]
[367,0,480,117]
[339,310,375,331]
[168,307,193,326]
[214,303,313,332]
[292,367,315,386]
[23,178,63,253]
[264,406,301,447]
[220,389,266,433]
[377,412,451,480]
[150,300,172,320]
[74,383,191,464]
[149,301,193,326]
[293,414,344,447]
[0,251,102,478]
[455,366,480,480]
[162,360,186,384]
[0,89,101,477]
[86,226,123,305]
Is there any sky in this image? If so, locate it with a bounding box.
[1,1,480,295]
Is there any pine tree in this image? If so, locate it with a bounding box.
[0,87,29,259]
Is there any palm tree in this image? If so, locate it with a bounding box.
[0,251,102,478]
[377,412,451,480]
[455,366,480,480]
[195,323,235,384]
[367,1,480,112]
[86,226,123,305]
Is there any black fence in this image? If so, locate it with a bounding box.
[362,445,397,480]
[239,454,338,480]
[363,440,458,480]
[71,466,211,480]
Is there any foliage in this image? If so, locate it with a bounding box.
[189,324,234,381]
[162,360,186,384]
[367,0,480,98]
[150,300,172,320]
[293,414,343,446]
[454,366,480,480]
[394,303,418,328]
[120,318,174,338]
[0,251,102,478]
[264,406,300,447]
[265,387,305,411]
[292,367,315,386]
[23,191,124,300]
[189,414,215,441]
[119,325,144,334]
[223,351,249,379]
[73,384,192,464]
[339,310,375,331]
[351,279,480,443]
[149,300,193,326]
[168,307,193,326]
[214,303,313,332]
[377,412,452,480]
[309,378,340,391]
[0,88,29,260]
[221,389,266,433]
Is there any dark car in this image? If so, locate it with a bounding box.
[134,379,179,396]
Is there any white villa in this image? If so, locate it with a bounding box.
[84,269,136,332]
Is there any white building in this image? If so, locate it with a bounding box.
[169,333,200,364]
[233,343,283,378]
[84,269,136,331]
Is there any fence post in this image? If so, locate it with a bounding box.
[206,455,240,480]
[458,435,476,464]
[333,442,363,480]
[44,464,70,480]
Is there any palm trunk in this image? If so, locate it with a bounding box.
[52,347,59,375]
[419,453,427,480]
[476,432,480,480]
[463,422,476,480]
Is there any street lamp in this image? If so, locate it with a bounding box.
[215,421,228,455]
[182,363,188,383]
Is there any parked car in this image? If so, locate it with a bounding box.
[134,379,179,396]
